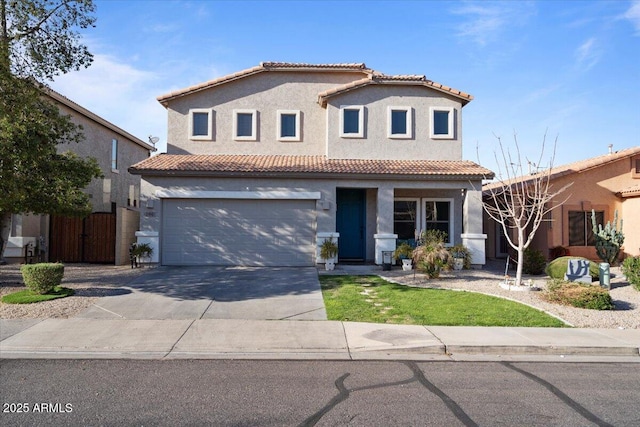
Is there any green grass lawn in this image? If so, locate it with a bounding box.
[320,275,566,327]
[1,286,74,304]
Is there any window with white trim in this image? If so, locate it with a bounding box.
[233,109,257,141]
[430,107,455,139]
[339,105,364,138]
[189,108,213,140]
[423,199,453,244]
[111,139,118,171]
[277,110,301,141]
[387,106,412,139]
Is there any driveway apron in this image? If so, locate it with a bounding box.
[75,267,327,320]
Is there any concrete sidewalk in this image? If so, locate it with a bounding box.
[1,318,638,362]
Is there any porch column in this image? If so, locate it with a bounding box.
[461,187,487,267]
[374,185,397,264]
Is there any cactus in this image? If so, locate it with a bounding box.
[591,209,624,265]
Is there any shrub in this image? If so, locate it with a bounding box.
[545,256,599,281]
[419,229,448,246]
[523,248,546,275]
[622,256,640,291]
[393,242,414,260]
[20,263,65,295]
[544,279,614,310]
[413,242,451,279]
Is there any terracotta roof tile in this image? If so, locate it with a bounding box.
[617,184,640,198]
[317,74,473,107]
[483,146,640,191]
[130,154,493,179]
[157,62,372,104]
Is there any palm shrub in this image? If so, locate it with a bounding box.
[621,256,640,291]
[413,230,450,278]
[20,263,65,295]
[523,248,546,275]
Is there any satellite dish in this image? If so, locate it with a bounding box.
[148,136,160,145]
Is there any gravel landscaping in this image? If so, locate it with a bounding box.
[0,264,148,319]
[2,261,639,329]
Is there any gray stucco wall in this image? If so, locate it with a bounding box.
[165,71,365,156]
[325,85,463,160]
[139,175,482,263]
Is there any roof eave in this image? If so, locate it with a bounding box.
[128,168,491,181]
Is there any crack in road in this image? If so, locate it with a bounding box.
[501,362,614,427]
[298,361,477,426]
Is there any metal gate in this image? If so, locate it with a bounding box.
[49,213,116,263]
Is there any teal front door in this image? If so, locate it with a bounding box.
[336,189,366,261]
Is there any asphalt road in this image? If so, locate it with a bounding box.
[1,360,639,426]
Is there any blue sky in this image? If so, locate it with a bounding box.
[51,0,640,175]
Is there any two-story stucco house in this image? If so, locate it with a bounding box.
[130,62,493,267]
[5,89,154,265]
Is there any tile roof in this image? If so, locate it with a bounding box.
[317,73,473,106]
[130,154,493,179]
[156,61,472,107]
[483,146,640,192]
[157,62,372,105]
[617,184,640,198]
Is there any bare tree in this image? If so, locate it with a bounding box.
[482,134,572,286]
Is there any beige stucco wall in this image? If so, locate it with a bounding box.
[165,71,365,156]
[325,85,463,160]
[57,103,150,212]
[116,207,140,265]
[621,196,640,258]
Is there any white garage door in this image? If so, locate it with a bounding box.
[161,199,317,266]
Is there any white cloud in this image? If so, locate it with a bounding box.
[622,0,640,34]
[51,53,168,151]
[451,1,535,46]
[575,37,602,70]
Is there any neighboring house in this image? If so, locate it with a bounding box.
[129,62,493,267]
[483,146,640,262]
[5,90,154,265]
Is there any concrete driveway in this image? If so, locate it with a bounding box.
[76,267,327,321]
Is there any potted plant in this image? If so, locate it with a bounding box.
[320,238,338,271]
[131,243,153,267]
[393,242,414,271]
[448,244,470,271]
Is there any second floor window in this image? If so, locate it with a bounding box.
[339,105,364,138]
[189,108,213,140]
[430,107,455,139]
[233,109,257,141]
[387,106,412,139]
[111,139,118,171]
[277,110,301,142]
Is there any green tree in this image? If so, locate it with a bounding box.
[0,0,100,262]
